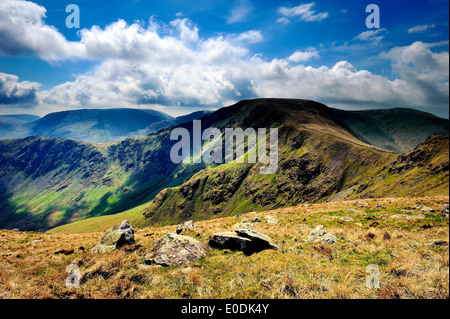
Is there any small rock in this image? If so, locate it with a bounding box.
[232,222,254,229]
[91,220,135,253]
[176,220,199,234]
[376,205,385,209]
[243,217,261,223]
[266,216,279,225]
[29,239,43,244]
[390,214,426,220]
[145,233,207,267]
[415,204,435,213]
[307,226,337,245]
[336,216,354,222]
[354,201,369,207]
[348,209,361,214]
[441,205,449,218]
[235,214,242,219]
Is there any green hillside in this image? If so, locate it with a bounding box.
[0,99,448,232]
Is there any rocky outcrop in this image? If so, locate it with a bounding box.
[209,229,278,255]
[91,220,135,253]
[144,233,207,267]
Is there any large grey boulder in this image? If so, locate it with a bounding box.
[208,232,252,252]
[91,220,135,253]
[144,233,207,267]
[209,229,278,255]
[306,225,337,245]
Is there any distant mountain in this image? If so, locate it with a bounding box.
[0,114,41,139]
[29,108,173,143]
[0,99,448,231]
[333,108,449,153]
[125,111,213,140]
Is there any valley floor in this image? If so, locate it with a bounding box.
[0,196,448,299]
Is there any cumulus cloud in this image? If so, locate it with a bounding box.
[356,28,388,42]
[382,41,449,107]
[408,24,435,34]
[0,73,40,105]
[288,48,319,62]
[1,1,448,116]
[277,3,329,23]
[0,0,83,60]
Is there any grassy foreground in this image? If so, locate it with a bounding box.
[0,196,448,299]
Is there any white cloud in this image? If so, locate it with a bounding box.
[0,0,83,61]
[381,41,449,107]
[277,3,329,23]
[1,1,448,116]
[276,17,290,25]
[356,28,388,42]
[228,30,263,44]
[226,0,254,24]
[408,24,436,34]
[288,48,319,62]
[0,72,40,105]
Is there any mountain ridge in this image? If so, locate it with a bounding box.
[0,99,448,231]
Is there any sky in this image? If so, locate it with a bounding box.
[0,0,449,118]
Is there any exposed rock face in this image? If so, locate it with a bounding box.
[442,204,449,218]
[144,233,207,267]
[209,229,278,255]
[176,220,199,234]
[91,220,135,253]
[306,225,337,245]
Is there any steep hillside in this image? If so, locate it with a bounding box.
[143,131,448,226]
[0,99,448,231]
[333,108,449,153]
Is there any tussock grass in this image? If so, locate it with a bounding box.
[0,196,448,299]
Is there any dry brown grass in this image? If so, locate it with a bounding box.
[0,196,448,299]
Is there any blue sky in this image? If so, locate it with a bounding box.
[0,0,449,118]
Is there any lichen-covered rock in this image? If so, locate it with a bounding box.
[145,233,207,267]
[91,220,135,253]
[306,225,337,245]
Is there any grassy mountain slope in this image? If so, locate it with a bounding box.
[2,196,448,298]
[143,122,449,226]
[0,99,448,232]
[333,108,449,153]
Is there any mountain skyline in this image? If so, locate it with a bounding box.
[0,0,449,118]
